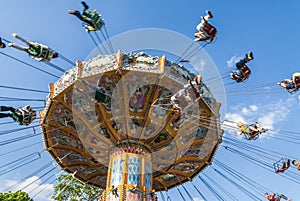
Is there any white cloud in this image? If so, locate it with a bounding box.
[241,107,249,115]
[224,113,245,124]
[249,105,258,111]
[241,105,259,116]
[257,99,294,130]
[193,198,204,201]
[223,113,245,135]
[0,176,54,201]
[224,98,295,137]
[226,55,243,68]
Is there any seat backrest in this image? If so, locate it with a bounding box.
[203,23,217,38]
[244,133,259,140]
[294,76,300,88]
[240,65,251,78]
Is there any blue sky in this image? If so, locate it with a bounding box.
[0,1,300,200]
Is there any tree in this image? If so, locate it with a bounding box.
[52,173,103,201]
[0,190,33,201]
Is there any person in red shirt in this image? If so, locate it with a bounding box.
[264,193,291,201]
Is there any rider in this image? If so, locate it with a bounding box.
[95,86,110,104]
[237,121,267,140]
[68,1,104,32]
[111,185,119,197]
[264,193,291,201]
[0,105,36,126]
[150,189,158,201]
[189,74,203,87]
[8,33,58,62]
[231,52,253,82]
[194,10,215,42]
[170,78,201,112]
[0,37,6,48]
[278,72,300,93]
[278,79,296,92]
[129,184,138,193]
[292,160,300,170]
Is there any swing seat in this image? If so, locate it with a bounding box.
[16,106,37,126]
[240,65,251,78]
[244,132,259,141]
[294,75,300,89]
[230,72,244,82]
[273,158,290,173]
[83,11,105,32]
[195,23,217,42]
[203,23,217,39]
[39,47,51,59]
[232,65,251,82]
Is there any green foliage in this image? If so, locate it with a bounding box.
[0,190,33,201]
[51,173,103,201]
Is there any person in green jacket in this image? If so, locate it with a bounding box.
[8,33,58,62]
[0,105,36,126]
[68,1,105,32]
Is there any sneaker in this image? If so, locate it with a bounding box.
[11,33,18,38]
[194,37,202,42]
[81,1,89,9]
[68,10,79,15]
[86,26,96,32]
[206,10,213,18]
[248,51,254,60]
[259,128,268,133]
[7,43,14,47]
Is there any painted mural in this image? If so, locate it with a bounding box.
[141,123,159,139]
[129,87,149,113]
[63,87,73,107]
[50,103,76,131]
[149,132,169,146]
[126,190,142,201]
[150,87,173,119]
[128,119,141,139]
[96,74,119,113]
[173,161,199,174]
[48,130,83,150]
[111,121,125,139]
[106,191,120,201]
